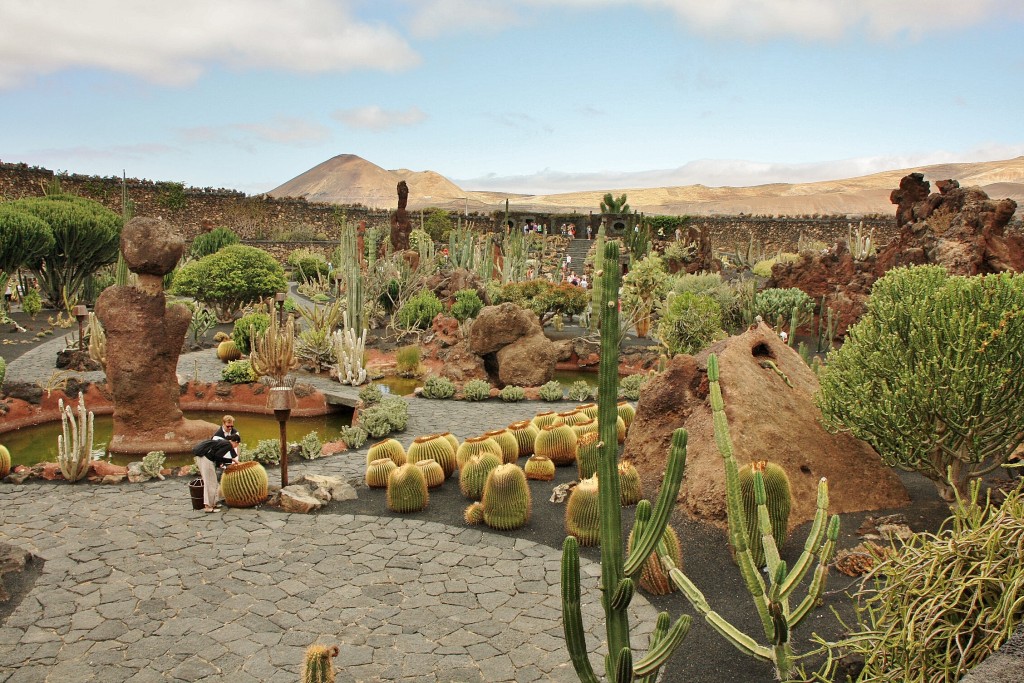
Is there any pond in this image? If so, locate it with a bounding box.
[2,409,353,469]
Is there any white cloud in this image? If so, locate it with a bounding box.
[332,106,427,131]
[0,0,419,89]
[179,117,331,150]
[456,145,1024,194]
[404,0,521,38]
[18,143,181,166]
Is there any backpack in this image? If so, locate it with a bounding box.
[191,438,220,459]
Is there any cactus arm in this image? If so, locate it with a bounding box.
[632,614,692,678]
[609,578,634,611]
[634,612,669,683]
[560,536,600,683]
[788,514,840,629]
[623,429,687,576]
[754,472,783,574]
[613,648,633,683]
[666,566,773,662]
[778,478,830,598]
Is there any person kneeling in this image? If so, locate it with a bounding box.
[193,434,240,512]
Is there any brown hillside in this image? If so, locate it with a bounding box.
[269,154,1024,217]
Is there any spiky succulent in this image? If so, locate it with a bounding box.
[571,418,597,439]
[217,339,242,362]
[458,452,501,500]
[499,385,526,402]
[482,463,531,530]
[525,455,555,481]
[507,420,540,458]
[555,409,587,427]
[415,459,445,489]
[365,458,397,488]
[367,438,406,466]
[407,433,457,478]
[484,428,519,464]
[616,415,627,444]
[617,401,636,432]
[619,460,643,506]
[531,411,559,430]
[627,523,684,595]
[421,374,456,399]
[455,435,502,470]
[439,432,460,457]
[538,381,564,402]
[739,460,792,568]
[462,378,492,401]
[575,432,601,480]
[464,501,484,525]
[567,380,593,402]
[535,423,578,466]
[221,462,269,508]
[386,463,428,513]
[577,402,599,419]
[565,475,601,546]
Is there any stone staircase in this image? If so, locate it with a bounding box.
[561,238,593,279]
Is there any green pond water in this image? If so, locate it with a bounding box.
[2,410,352,469]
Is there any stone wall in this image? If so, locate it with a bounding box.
[686,215,896,254]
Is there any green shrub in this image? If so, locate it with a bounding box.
[358,384,383,406]
[670,272,737,316]
[619,373,649,401]
[567,380,593,402]
[244,439,282,466]
[340,425,368,450]
[379,396,410,431]
[538,380,563,401]
[395,345,421,376]
[396,290,443,330]
[292,256,331,284]
[499,385,526,402]
[171,244,286,322]
[753,287,815,328]
[450,289,484,322]
[422,375,455,399]
[297,431,323,460]
[379,279,400,314]
[189,227,239,259]
[359,408,393,438]
[422,208,453,242]
[462,379,491,401]
[21,289,42,319]
[221,359,257,383]
[656,292,724,356]
[232,312,271,355]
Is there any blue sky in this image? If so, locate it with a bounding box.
[1,1,1022,196]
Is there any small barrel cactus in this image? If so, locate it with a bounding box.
[619,460,643,506]
[0,444,11,479]
[407,433,457,479]
[464,501,484,525]
[565,475,601,546]
[439,432,460,458]
[524,454,555,481]
[507,420,540,458]
[571,417,597,439]
[627,523,684,595]
[217,339,242,362]
[415,459,445,489]
[458,452,501,501]
[616,415,627,444]
[386,463,429,513]
[535,423,578,466]
[576,432,600,480]
[530,411,559,430]
[577,402,598,419]
[367,438,406,466]
[739,460,792,567]
[366,458,397,488]
[302,644,339,683]
[554,409,587,427]
[484,428,519,464]
[455,435,501,470]
[482,463,531,530]
[221,461,269,508]
[617,400,636,433]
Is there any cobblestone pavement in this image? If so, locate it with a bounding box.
[1,337,655,682]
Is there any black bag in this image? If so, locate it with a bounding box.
[191,438,220,459]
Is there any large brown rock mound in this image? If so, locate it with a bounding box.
[622,323,909,531]
[468,303,556,386]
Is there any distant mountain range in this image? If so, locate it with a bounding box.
[268,154,1024,217]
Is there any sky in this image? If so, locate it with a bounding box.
[1,1,1023,198]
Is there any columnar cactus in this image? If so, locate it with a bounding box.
[365,458,397,488]
[302,644,339,683]
[456,435,502,470]
[415,459,446,489]
[560,240,691,682]
[618,461,643,506]
[459,452,501,500]
[739,460,792,568]
[484,428,520,464]
[481,463,531,530]
[221,461,269,508]
[576,432,600,480]
[565,475,601,546]
[508,420,540,458]
[535,423,578,466]
[627,524,683,596]
[661,353,840,681]
[367,438,406,466]
[57,393,94,483]
[617,401,636,433]
[407,433,457,478]
[386,463,428,513]
[531,411,559,430]
[524,455,556,481]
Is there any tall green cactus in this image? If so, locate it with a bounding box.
[661,353,840,681]
[560,240,691,682]
[589,220,607,331]
[338,216,364,335]
[57,392,94,482]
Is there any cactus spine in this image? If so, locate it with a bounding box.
[507,420,539,457]
[616,401,635,433]
[367,438,406,466]
[481,463,531,530]
[455,435,501,470]
[618,461,643,506]
[564,475,601,546]
[535,424,578,466]
[439,432,460,458]
[407,433,456,478]
[302,644,339,683]
[739,460,792,568]
[386,463,428,513]
[365,458,397,488]
[661,353,840,681]
[575,432,600,480]
[221,461,269,507]
[464,501,484,525]
[459,452,501,500]
[627,524,683,596]
[530,411,559,430]
[415,459,445,489]
[524,455,555,481]
[484,428,519,464]
[331,317,368,386]
[560,240,691,682]
[57,393,93,482]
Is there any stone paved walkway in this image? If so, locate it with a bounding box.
[0,337,654,682]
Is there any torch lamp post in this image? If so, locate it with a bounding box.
[72,305,89,353]
[269,386,297,488]
[274,291,287,328]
